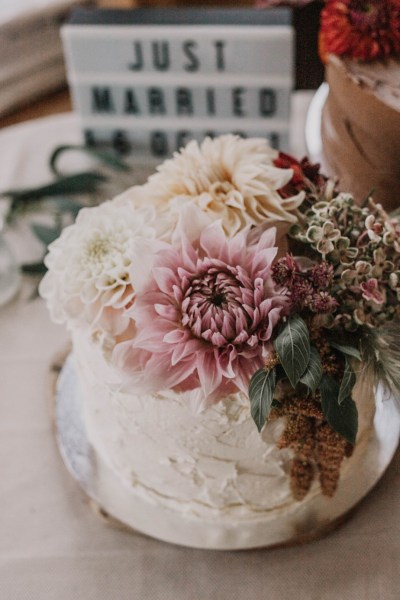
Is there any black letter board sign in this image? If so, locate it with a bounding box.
[62,8,293,161]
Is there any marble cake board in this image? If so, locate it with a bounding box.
[49,349,400,551]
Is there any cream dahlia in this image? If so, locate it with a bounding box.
[114,205,288,411]
[119,135,304,237]
[39,200,156,335]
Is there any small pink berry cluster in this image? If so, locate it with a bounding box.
[272,255,337,315]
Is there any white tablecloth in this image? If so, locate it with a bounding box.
[1,94,399,600]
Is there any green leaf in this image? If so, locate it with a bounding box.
[31,223,60,247]
[274,316,310,388]
[300,346,323,393]
[1,172,108,202]
[51,196,83,217]
[21,261,47,274]
[338,358,356,405]
[320,374,358,445]
[249,367,277,432]
[330,342,362,362]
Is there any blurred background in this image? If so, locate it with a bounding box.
[0,0,324,129]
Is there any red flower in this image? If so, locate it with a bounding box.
[273,152,325,198]
[319,0,400,62]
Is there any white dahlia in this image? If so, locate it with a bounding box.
[39,200,157,335]
[123,135,304,236]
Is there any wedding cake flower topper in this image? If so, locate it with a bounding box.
[41,135,400,501]
[114,205,288,412]
[319,0,400,62]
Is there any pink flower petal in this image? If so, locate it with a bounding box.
[154,303,179,320]
[197,350,223,397]
[171,338,202,365]
[129,238,160,294]
[163,329,187,344]
[226,227,250,265]
[255,226,276,252]
[199,222,228,260]
[211,331,227,346]
[251,247,278,278]
[146,352,197,390]
[152,267,178,294]
[172,203,213,246]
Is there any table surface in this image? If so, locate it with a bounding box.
[1,92,400,600]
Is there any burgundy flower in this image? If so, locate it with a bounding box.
[272,254,299,286]
[291,279,315,308]
[310,291,339,313]
[310,262,334,289]
[273,152,326,198]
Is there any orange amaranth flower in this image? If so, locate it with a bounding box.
[319,0,400,63]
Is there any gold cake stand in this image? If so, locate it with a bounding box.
[50,351,400,550]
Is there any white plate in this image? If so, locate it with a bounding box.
[305,82,328,163]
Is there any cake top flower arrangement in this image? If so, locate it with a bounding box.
[40,135,400,501]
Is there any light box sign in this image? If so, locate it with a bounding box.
[62,8,293,160]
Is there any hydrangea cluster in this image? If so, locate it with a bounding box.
[290,193,400,330]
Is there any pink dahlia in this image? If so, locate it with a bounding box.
[114,207,288,411]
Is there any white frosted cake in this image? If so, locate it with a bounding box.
[41,136,400,549]
[69,327,376,549]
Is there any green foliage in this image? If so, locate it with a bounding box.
[338,358,356,406]
[1,143,134,280]
[2,172,107,203]
[31,224,60,247]
[273,316,310,388]
[248,320,360,445]
[21,262,46,274]
[330,342,361,362]
[49,144,131,177]
[249,367,277,432]
[299,346,323,393]
[320,374,358,445]
[52,197,83,217]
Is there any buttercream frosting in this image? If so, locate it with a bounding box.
[72,327,376,527]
